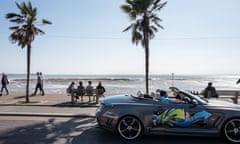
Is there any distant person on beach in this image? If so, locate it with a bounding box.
[77,81,85,101]
[0,73,9,95]
[86,81,94,102]
[236,78,240,85]
[203,82,218,98]
[96,81,106,104]
[32,72,45,96]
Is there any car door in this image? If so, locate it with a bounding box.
[151,94,217,135]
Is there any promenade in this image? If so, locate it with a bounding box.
[0,93,98,118]
[0,90,239,118]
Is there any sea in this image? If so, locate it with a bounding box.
[5,74,240,95]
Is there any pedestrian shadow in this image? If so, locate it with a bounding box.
[13,94,40,100]
[13,95,26,99]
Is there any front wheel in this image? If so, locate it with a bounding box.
[117,116,142,140]
[223,118,240,143]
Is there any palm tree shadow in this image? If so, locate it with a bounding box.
[13,94,38,99]
[0,117,95,144]
[71,126,122,144]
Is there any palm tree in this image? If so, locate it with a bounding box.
[6,2,52,103]
[121,0,167,95]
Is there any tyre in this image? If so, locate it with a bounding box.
[223,118,240,143]
[117,116,142,140]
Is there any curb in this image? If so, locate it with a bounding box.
[0,112,96,118]
[0,104,99,108]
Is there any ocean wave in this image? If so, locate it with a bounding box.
[12,78,139,83]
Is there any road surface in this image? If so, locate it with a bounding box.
[0,116,227,144]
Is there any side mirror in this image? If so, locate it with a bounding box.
[190,99,198,108]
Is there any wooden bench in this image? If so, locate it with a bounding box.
[66,88,105,104]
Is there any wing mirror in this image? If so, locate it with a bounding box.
[190,99,198,108]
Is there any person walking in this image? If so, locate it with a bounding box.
[39,72,45,96]
[0,73,9,95]
[32,72,45,96]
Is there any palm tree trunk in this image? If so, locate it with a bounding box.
[145,41,149,95]
[144,32,149,95]
[26,44,31,103]
[144,15,150,95]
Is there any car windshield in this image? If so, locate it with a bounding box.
[183,90,208,104]
[134,88,208,104]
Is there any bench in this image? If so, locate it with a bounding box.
[66,88,105,104]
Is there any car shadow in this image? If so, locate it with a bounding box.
[74,127,228,144]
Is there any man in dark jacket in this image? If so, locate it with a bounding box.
[203,82,218,98]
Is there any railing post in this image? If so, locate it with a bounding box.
[234,91,239,104]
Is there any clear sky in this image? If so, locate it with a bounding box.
[1,0,240,75]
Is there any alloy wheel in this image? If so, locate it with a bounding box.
[117,116,142,140]
[224,118,240,143]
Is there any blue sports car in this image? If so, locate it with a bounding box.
[96,87,240,143]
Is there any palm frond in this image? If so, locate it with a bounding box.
[157,1,167,10]
[121,5,131,13]
[6,1,52,49]
[123,24,134,32]
[16,2,28,17]
[9,26,19,30]
[10,18,24,24]
[42,19,52,25]
[121,5,137,20]
[6,13,23,19]
[33,26,45,35]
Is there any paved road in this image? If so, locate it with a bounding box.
[0,106,96,117]
[0,116,228,144]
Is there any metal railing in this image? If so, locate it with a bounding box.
[216,90,239,104]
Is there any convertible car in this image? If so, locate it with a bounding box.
[96,87,240,143]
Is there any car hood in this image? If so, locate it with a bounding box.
[207,99,240,109]
[100,94,152,105]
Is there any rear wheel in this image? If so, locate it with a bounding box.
[223,118,240,143]
[117,116,142,140]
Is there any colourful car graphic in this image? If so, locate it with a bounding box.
[153,108,212,127]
